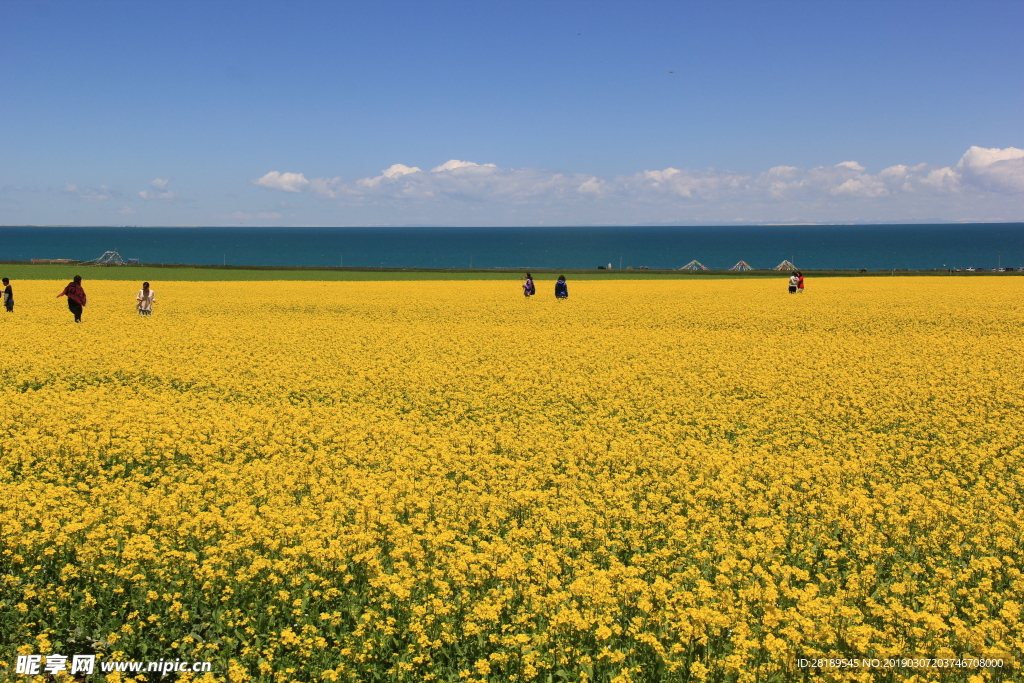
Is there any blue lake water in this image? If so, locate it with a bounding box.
[2,224,1023,271]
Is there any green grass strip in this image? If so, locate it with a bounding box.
[0,262,1005,281]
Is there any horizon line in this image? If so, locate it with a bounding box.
[4,220,1024,229]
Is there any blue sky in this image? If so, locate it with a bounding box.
[1,0,1022,226]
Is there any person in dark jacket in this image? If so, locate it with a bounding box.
[554,275,568,300]
[2,278,12,312]
[58,275,87,322]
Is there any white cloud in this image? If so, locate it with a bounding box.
[640,167,682,184]
[751,159,985,200]
[246,147,1024,224]
[627,167,748,199]
[254,161,595,203]
[955,145,1024,193]
[252,171,310,193]
[138,178,179,200]
[133,176,179,200]
[63,183,111,201]
[382,164,422,179]
[348,164,424,192]
[920,167,960,192]
[138,189,178,200]
[430,159,498,173]
[308,177,344,199]
[119,205,136,214]
[577,177,605,195]
[830,176,887,198]
[760,166,803,199]
[831,178,876,196]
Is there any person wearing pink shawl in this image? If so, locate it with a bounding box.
[58,275,87,323]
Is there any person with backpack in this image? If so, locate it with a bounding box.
[522,273,536,297]
[58,275,87,322]
[554,275,568,300]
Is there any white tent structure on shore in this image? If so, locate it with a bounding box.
[82,250,127,265]
[679,260,709,271]
[729,261,755,271]
[773,260,797,271]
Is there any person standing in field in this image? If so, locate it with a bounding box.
[788,271,799,294]
[523,273,536,297]
[2,278,12,313]
[555,275,568,300]
[136,282,155,316]
[797,271,805,293]
[58,275,87,322]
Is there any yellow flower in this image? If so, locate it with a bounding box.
[0,277,1020,680]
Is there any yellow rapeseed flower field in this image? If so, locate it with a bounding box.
[0,277,1021,683]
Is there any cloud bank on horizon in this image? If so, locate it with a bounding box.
[248,146,1024,225]
[13,147,1024,227]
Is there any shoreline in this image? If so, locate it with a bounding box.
[0,261,1019,281]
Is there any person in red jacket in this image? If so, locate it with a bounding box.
[58,275,87,322]
[797,271,805,293]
